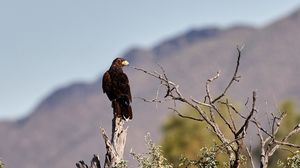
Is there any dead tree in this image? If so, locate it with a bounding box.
[132,47,300,168]
[76,116,128,168]
[102,117,127,168]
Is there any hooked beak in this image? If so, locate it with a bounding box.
[122,60,129,66]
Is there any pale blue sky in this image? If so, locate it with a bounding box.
[1,0,300,120]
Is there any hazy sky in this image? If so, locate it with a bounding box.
[1,1,300,120]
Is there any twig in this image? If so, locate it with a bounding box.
[225,99,237,131]
[168,107,203,121]
[245,145,255,168]
[235,91,256,137]
[76,155,101,168]
[190,97,212,108]
[212,47,242,103]
[205,71,220,103]
[274,140,300,148]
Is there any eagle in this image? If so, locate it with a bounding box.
[102,58,133,120]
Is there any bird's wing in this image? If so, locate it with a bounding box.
[102,71,111,94]
[119,72,132,102]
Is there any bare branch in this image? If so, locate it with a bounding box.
[221,101,274,138]
[224,99,237,131]
[219,101,246,119]
[168,107,203,121]
[76,155,101,168]
[130,66,167,82]
[190,97,212,108]
[214,136,244,150]
[282,123,300,141]
[235,91,256,137]
[76,161,89,168]
[213,103,236,135]
[136,96,163,103]
[273,112,287,137]
[205,71,220,103]
[252,118,274,138]
[274,140,300,148]
[90,155,101,168]
[212,47,242,103]
[245,145,255,168]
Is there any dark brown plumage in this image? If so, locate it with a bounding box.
[102,58,132,120]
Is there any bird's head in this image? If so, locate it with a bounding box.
[112,58,129,67]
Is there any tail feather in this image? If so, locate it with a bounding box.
[112,100,121,118]
[112,96,133,120]
[122,105,132,120]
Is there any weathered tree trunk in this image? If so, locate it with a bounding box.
[76,117,128,168]
[102,117,128,168]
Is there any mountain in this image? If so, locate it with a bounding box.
[1,8,300,168]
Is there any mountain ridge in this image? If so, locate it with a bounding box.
[1,8,300,168]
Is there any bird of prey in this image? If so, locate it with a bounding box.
[102,58,132,120]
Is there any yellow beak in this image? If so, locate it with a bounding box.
[122,60,129,66]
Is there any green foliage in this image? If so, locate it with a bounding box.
[269,100,300,167]
[179,147,219,168]
[115,160,128,168]
[286,152,300,168]
[276,100,300,141]
[161,109,212,165]
[131,133,173,168]
[277,151,300,168]
[0,160,4,168]
[130,134,226,168]
[160,105,233,166]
